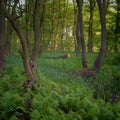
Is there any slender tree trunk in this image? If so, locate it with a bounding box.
[94,0,106,70]
[61,28,65,52]
[31,0,41,68]
[60,0,68,52]
[31,0,47,69]
[76,0,88,68]
[114,0,120,53]
[73,0,77,54]
[60,0,65,52]
[25,0,31,55]
[5,21,13,54]
[0,1,37,83]
[6,0,19,55]
[51,0,56,51]
[76,15,81,56]
[88,0,95,53]
[0,13,5,70]
[73,0,80,56]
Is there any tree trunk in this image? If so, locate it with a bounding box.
[31,0,47,69]
[25,0,31,55]
[88,0,95,53]
[114,0,120,53]
[6,0,19,55]
[76,15,81,56]
[5,21,13,54]
[0,13,5,70]
[73,0,80,57]
[0,1,37,84]
[73,0,77,55]
[94,0,106,70]
[76,0,88,68]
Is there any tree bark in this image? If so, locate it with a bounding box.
[114,0,120,53]
[0,13,5,70]
[88,0,95,53]
[25,0,31,55]
[76,15,81,56]
[0,1,37,84]
[94,0,106,70]
[76,0,88,68]
[6,0,19,55]
[5,21,13,54]
[73,0,77,55]
[31,0,47,69]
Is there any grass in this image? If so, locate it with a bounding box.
[37,52,97,82]
[0,52,120,120]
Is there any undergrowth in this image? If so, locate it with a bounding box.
[0,52,120,119]
[90,54,120,102]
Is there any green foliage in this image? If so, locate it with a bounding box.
[103,53,120,66]
[0,59,27,119]
[31,79,100,120]
[112,54,120,66]
[0,91,27,119]
[89,53,120,101]
[30,79,120,120]
[1,53,120,119]
[90,63,120,101]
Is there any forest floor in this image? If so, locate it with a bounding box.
[0,52,120,120]
[38,52,97,82]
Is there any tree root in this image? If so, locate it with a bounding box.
[77,68,96,77]
[22,79,37,90]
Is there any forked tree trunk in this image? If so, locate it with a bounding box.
[76,0,88,68]
[94,0,106,70]
[0,0,47,87]
[0,1,37,85]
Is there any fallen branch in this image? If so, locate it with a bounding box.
[47,53,70,59]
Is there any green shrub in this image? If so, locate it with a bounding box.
[103,53,120,66]
[90,65,120,102]
[0,91,27,120]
